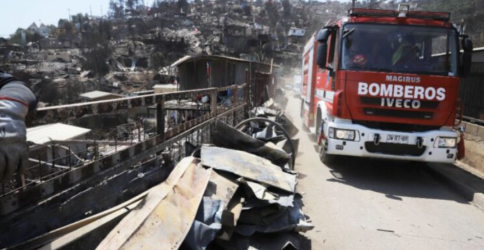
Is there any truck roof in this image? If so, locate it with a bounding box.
[346,8,453,28]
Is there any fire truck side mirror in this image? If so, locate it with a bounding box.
[461,37,473,77]
[316,29,331,69]
[462,37,473,53]
[317,43,328,69]
[316,29,330,43]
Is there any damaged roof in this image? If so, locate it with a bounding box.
[27,123,91,145]
[171,54,276,68]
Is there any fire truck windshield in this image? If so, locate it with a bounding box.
[341,24,458,76]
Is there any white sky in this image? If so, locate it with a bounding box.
[0,0,351,38]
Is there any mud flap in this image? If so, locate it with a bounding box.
[316,120,325,145]
[457,132,465,160]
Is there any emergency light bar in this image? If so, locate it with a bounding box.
[406,11,450,21]
[348,8,451,22]
[348,8,396,18]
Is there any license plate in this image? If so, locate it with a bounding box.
[386,134,409,144]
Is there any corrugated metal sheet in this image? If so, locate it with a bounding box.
[118,164,211,250]
[201,146,296,193]
[97,157,204,250]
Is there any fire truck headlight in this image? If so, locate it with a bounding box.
[438,137,457,148]
[329,128,356,141]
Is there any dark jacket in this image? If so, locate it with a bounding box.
[0,71,37,111]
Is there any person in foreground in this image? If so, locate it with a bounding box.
[0,70,37,183]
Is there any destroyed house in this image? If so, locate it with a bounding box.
[171,55,272,90]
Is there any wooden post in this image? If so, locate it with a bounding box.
[210,89,217,117]
[38,155,42,183]
[233,85,238,106]
[68,146,72,169]
[94,140,99,159]
[157,95,166,141]
[51,144,55,169]
[137,122,141,142]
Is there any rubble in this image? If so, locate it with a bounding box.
[211,120,291,168]
[94,116,311,250]
[5,81,311,249]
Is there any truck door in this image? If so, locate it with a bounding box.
[306,47,315,102]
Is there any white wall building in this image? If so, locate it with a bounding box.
[288,28,305,37]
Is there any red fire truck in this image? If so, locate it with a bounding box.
[301,4,474,164]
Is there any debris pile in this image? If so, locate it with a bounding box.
[94,113,310,250]
[9,90,309,249]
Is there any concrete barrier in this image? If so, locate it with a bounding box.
[462,121,484,174]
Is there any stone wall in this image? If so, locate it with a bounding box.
[462,121,484,174]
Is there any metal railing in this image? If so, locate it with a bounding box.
[0,83,249,215]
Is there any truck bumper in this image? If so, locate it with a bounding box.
[325,122,459,163]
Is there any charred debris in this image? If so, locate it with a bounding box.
[5,94,314,250]
[0,0,350,106]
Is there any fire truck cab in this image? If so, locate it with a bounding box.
[301,5,474,164]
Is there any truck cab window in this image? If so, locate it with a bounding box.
[328,29,338,69]
[341,24,458,76]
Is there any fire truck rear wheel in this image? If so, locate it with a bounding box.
[319,140,336,165]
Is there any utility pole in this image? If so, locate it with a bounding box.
[68,8,71,21]
[352,0,356,9]
[90,6,93,18]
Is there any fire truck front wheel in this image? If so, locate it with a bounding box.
[319,139,337,165]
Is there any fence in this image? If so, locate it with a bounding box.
[460,63,484,123]
[252,71,275,107]
[0,83,249,216]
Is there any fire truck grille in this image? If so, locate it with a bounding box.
[363,108,434,119]
[360,97,438,120]
[365,142,427,157]
[360,97,440,109]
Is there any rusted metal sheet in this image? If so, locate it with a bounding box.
[98,159,212,250]
[211,121,291,167]
[96,156,199,250]
[201,146,296,193]
[236,194,314,236]
[205,170,239,207]
[9,190,149,250]
[0,105,245,216]
[183,170,240,250]
[218,190,244,241]
[37,201,141,250]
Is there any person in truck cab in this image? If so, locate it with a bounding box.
[343,34,369,69]
[368,42,386,69]
[391,33,419,67]
[0,70,37,183]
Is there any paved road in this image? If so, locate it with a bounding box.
[284,94,484,250]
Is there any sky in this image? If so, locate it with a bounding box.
[0,0,119,38]
[0,0,351,38]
